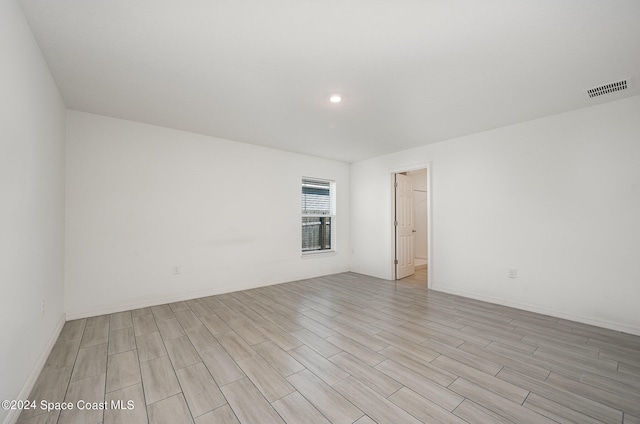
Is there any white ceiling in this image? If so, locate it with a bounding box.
[18,0,640,163]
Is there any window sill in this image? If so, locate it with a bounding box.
[301,250,336,259]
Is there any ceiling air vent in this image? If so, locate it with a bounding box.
[585,79,629,98]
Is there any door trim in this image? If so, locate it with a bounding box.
[391,163,432,288]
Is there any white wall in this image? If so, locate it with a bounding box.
[65,111,350,318]
[351,95,640,335]
[0,2,66,423]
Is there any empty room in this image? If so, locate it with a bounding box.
[2,1,640,423]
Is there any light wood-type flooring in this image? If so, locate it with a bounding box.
[400,266,428,286]
[19,272,640,424]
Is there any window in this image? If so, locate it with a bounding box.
[301,178,336,253]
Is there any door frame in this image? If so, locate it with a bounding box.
[391,163,433,288]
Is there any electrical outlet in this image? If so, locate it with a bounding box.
[172,265,181,275]
[507,268,518,279]
[41,299,45,315]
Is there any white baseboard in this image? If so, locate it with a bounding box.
[4,313,66,424]
[65,269,351,320]
[348,268,393,281]
[430,284,640,337]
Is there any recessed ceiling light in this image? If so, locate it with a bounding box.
[329,94,342,103]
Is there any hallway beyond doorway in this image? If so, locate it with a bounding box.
[398,265,427,287]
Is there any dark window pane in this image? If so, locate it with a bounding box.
[302,217,331,251]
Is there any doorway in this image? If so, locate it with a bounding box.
[393,167,430,286]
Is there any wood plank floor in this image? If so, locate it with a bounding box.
[19,272,640,424]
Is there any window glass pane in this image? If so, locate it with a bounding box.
[302,216,332,251]
[302,177,335,253]
[302,179,331,215]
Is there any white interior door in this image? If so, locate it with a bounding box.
[395,173,415,279]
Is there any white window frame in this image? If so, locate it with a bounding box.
[301,177,336,256]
